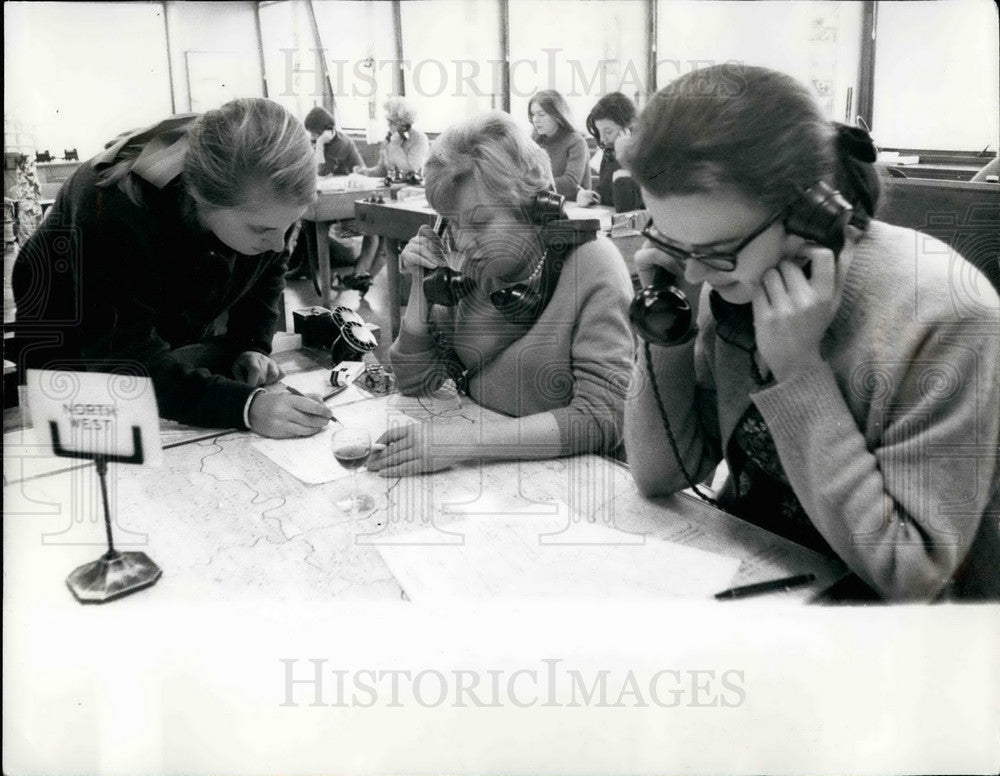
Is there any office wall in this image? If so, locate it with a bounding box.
[164,0,264,114]
[4,1,173,159]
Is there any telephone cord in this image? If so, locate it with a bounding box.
[643,342,720,508]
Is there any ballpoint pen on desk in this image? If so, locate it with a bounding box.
[714,573,817,601]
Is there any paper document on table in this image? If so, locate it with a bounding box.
[281,364,368,407]
[376,505,740,600]
[250,396,416,484]
[316,174,385,192]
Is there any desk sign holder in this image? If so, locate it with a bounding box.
[26,370,164,604]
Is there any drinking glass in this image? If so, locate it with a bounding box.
[332,427,375,513]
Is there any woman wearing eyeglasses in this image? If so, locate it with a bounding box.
[622,65,999,601]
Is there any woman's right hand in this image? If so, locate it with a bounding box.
[399,224,449,276]
[576,188,601,207]
[248,391,332,438]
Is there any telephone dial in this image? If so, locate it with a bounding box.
[629,181,853,345]
[422,191,600,322]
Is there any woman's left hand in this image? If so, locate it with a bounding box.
[751,246,841,382]
[232,351,283,386]
[368,422,468,477]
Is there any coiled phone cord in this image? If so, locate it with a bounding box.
[642,342,720,508]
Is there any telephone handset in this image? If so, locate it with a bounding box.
[629,181,854,346]
[422,192,599,320]
[387,124,411,143]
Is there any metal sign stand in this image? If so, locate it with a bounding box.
[49,422,162,603]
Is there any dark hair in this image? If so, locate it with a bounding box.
[528,90,577,137]
[585,92,637,143]
[304,106,336,134]
[622,65,880,226]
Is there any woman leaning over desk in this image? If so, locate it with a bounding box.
[622,65,1000,601]
[368,111,634,477]
[529,90,592,199]
[11,98,332,438]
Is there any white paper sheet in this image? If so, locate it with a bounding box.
[376,501,741,600]
[250,396,415,485]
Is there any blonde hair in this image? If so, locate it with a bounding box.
[185,98,316,208]
[383,96,417,126]
[424,111,553,215]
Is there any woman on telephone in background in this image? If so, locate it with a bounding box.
[622,65,999,601]
[356,96,430,181]
[368,111,634,477]
[576,92,643,212]
[528,90,592,199]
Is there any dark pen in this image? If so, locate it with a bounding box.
[714,573,817,601]
[284,385,339,420]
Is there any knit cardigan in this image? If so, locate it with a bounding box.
[624,220,1000,601]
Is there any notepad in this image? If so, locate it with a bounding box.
[376,503,740,600]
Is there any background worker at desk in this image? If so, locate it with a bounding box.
[529,89,592,200]
[286,105,381,295]
[369,111,634,477]
[355,97,430,181]
[351,97,431,295]
[576,92,644,213]
[11,98,332,438]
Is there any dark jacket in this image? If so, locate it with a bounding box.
[595,147,643,213]
[11,116,287,430]
[318,132,363,176]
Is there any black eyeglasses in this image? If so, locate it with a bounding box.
[641,206,787,272]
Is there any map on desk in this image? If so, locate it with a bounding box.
[4,378,845,609]
[375,501,742,600]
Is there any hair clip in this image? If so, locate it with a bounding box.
[834,122,878,163]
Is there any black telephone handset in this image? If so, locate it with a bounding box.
[387,125,411,143]
[421,192,598,320]
[629,181,854,346]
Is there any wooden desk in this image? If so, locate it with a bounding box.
[354,198,624,339]
[301,176,391,308]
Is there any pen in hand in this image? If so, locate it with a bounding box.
[284,384,338,421]
[714,573,817,600]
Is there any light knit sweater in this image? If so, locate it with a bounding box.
[624,220,1000,601]
[535,128,592,199]
[389,235,634,457]
[361,128,430,177]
